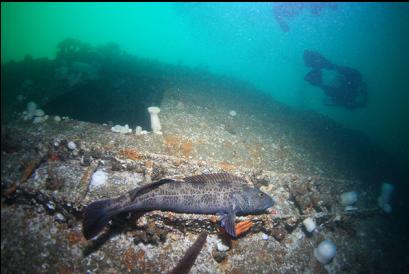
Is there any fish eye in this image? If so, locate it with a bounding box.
[258,193,264,197]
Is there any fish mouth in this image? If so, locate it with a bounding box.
[264,198,275,211]
[265,206,275,213]
[264,203,274,213]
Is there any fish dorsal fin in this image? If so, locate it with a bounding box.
[183,173,248,185]
[129,178,174,200]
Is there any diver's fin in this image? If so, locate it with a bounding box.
[82,199,121,240]
[221,210,237,237]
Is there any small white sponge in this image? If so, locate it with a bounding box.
[340,191,358,206]
[314,240,336,264]
[111,124,132,134]
[90,170,108,190]
[303,217,317,233]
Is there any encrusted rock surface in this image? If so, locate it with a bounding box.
[1,116,400,273]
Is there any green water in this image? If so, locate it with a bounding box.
[2,2,409,164]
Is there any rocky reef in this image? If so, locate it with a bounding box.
[2,40,407,273]
[1,117,402,273]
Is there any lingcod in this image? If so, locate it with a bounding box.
[82,173,275,239]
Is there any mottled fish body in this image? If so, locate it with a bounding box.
[83,173,274,239]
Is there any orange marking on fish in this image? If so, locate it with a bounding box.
[235,220,253,236]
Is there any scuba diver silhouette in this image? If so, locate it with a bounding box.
[303,50,367,109]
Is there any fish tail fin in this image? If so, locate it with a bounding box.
[82,199,120,240]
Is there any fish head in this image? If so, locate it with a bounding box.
[236,186,275,214]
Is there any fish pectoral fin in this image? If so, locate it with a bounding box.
[220,210,236,237]
[235,220,253,236]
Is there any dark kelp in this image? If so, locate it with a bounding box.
[168,232,208,274]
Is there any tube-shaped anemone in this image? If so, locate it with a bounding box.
[147,106,162,134]
[378,183,394,213]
